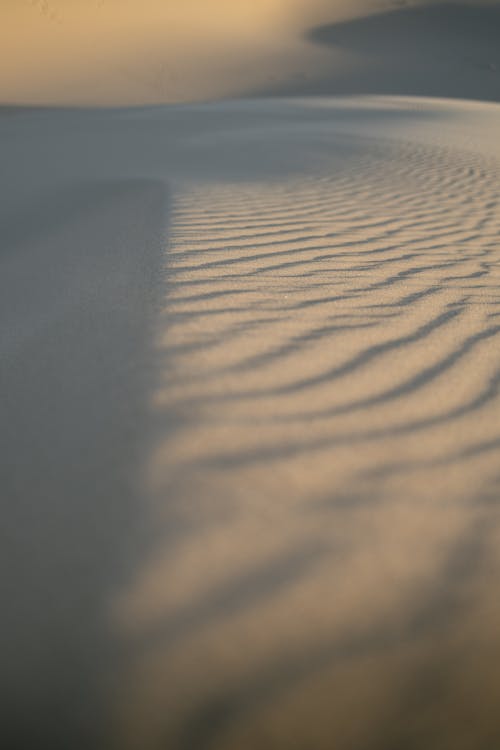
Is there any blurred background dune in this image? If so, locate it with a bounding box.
[1,0,499,106]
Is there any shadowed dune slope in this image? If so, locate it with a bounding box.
[0,173,169,749]
[295,2,500,101]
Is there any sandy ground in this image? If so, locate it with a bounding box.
[2,2,500,750]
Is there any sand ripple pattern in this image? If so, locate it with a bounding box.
[115,127,500,750]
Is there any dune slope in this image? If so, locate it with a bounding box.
[300,2,500,101]
[2,95,500,749]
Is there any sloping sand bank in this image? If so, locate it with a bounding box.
[2,95,500,749]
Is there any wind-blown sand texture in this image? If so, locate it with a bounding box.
[2,2,500,750]
[2,95,500,750]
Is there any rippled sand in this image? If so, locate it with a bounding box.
[114,98,500,750]
[2,95,500,749]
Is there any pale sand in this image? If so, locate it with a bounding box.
[2,2,500,750]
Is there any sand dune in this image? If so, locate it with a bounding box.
[2,1,499,105]
[3,1,500,748]
[1,174,168,748]
[299,2,500,101]
[2,94,500,748]
[114,98,500,750]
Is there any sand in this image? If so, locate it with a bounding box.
[2,2,500,750]
[2,1,500,104]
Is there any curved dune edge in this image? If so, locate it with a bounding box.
[1,95,500,749]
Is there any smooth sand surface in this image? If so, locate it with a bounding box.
[2,2,500,750]
[1,1,499,104]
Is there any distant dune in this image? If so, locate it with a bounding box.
[301,2,500,101]
[1,0,499,105]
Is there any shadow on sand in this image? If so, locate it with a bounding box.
[258,2,500,102]
[0,177,169,749]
